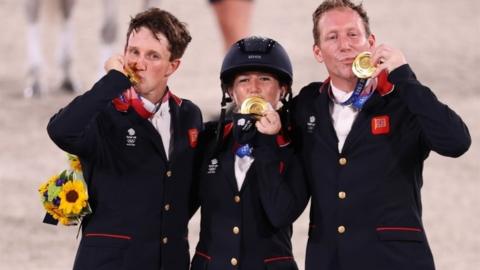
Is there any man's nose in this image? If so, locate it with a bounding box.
[129,55,146,70]
[338,35,351,51]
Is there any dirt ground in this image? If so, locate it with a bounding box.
[0,0,478,269]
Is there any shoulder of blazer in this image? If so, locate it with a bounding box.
[292,82,323,110]
[296,82,323,102]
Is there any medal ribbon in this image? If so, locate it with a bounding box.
[335,78,375,110]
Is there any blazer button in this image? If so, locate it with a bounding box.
[339,157,347,166]
[164,204,171,211]
[338,225,346,234]
[338,191,346,199]
[166,170,172,177]
[233,226,240,235]
[231,257,238,266]
[234,195,241,203]
[162,237,168,244]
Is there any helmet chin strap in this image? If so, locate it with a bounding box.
[279,87,292,139]
[213,86,233,157]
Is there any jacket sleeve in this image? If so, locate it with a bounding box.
[389,64,471,157]
[254,134,310,228]
[47,70,131,156]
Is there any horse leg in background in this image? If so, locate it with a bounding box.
[57,0,78,93]
[98,0,118,78]
[24,0,42,98]
[211,0,253,51]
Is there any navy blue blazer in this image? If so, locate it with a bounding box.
[47,70,203,270]
[284,64,471,270]
[190,122,308,270]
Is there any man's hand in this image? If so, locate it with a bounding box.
[256,105,281,135]
[371,44,407,78]
[104,54,125,74]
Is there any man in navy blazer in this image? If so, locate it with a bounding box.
[47,8,202,270]
[263,1,471,270]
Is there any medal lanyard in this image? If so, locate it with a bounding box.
[333,78,374,110]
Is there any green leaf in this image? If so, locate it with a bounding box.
[47,184,62,202]
[58,170,68,180]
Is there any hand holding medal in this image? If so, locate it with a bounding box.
[240,96,269,119]
[124,65,141,85]
[238,96,281,135]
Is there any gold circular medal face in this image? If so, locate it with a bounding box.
[124,66,141,85]
[352,51,376,79]
[239,96,268,118]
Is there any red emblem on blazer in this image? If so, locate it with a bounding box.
[371,115,390,135]
[279,161,285,174]
[188,128,199,148]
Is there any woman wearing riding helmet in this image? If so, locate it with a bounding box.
[190,36,309,270]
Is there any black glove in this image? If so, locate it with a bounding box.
[232,113,257,145]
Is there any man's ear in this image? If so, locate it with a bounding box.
[165,59,181,77]
[368,33,376,48]
[313,44,324,63]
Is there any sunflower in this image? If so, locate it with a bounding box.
[58,180,88,215]
[68,154,82,172]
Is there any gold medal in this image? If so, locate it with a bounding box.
[352,51,376,79]
[124,66,141,85]
[239,96,268,119]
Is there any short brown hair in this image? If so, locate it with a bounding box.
[126,8,192,60]
[312,0,370,45]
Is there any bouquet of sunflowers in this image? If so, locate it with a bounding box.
[38,154,91,225]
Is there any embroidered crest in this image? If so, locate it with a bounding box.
[126,128,137,146]
[207,158,219,174]
[237,118,246,126]
[371,115,390,135]
[188,128,199,148]
[307,115,316,133]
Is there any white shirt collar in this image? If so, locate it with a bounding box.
[140,96,159,114]
[330,82,354,104]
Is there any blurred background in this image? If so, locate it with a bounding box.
[0,0,478,269]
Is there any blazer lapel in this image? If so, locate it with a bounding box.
[314,89,340,154]
[342,91,385,153]
[219,138,240,192]
[125,107,168,162]
[169,98,181,161]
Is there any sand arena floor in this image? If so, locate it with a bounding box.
[0,0,478,269]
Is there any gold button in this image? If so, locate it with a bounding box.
[338,191,346,199]
[231,257,238,266]
[338,225,346,234]
[166,170,172,177]
[233,226,240,234]
[164,204,170,211]
[339,157,347,166]
[162,237,168,244]
[234,195,241,203]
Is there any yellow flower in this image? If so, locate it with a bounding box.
[59,217,72,225]
[68,154,82,172]
[38,181,49,195]
[59,180,88,215]
[44,202,65,220]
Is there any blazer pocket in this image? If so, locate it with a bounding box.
[82,233,132,248]
[264,256,298,270]
[190,251,211,270]
[74,233,131,270]
[376,226,425,242]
